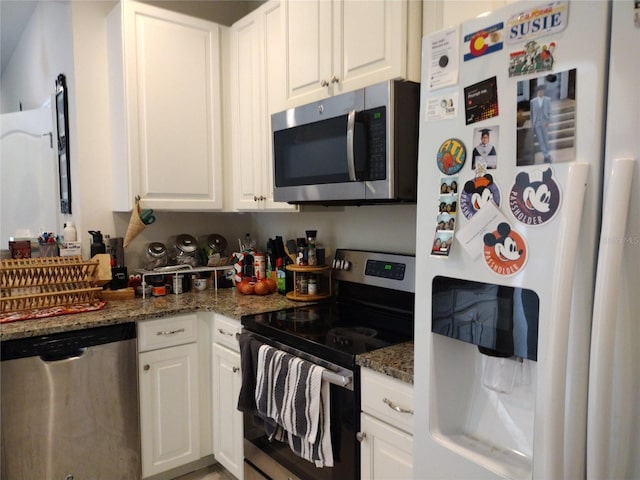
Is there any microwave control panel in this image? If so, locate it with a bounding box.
[365,107,387,180]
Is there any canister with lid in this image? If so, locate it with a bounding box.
[144,242,168,270]
[172,234,199,267]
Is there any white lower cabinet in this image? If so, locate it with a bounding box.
[360,368,414,480]
[137,314,212,479]
[212,314,244,480]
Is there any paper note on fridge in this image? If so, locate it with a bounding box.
[456,201,510,260]
[425,27,459,91]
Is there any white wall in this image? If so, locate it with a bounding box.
[0,1,75,243]
[0,2,74,114]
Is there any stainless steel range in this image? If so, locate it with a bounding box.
[240,249,415,480]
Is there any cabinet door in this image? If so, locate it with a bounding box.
[230,1,297,212]
[337,0,406,93]
[283,0,334,105]
[360,413,413,480]
[111,1,223,211]
[230,12,263,210]
[212,343,244,480]
[261,1,297,211]
[139,343,200,478]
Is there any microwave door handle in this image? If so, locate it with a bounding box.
[346,109,357,181]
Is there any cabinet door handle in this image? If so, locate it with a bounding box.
[330,75,339,84]
[218,328,234,337]
[320,79,329,87]
[144,364,150,371]
[383,397,413,415]
[232,366,240,373]
[356,431,366,442]
[156,328,185,336]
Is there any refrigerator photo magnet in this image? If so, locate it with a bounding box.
[515,68,577,166]
[432,176,460,257]
[471,126,499,169]
[508,40,557,78]
[509,166,562,226]
[436,138,467,175]
[457,201,529,274]
[464,76,499,125]
[431,231,453,256]
[482,221,528,276]
[460,173,502,219]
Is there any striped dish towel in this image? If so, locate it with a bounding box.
[255,345,334,468]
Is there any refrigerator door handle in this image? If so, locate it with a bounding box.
[542,161,590,479]
[587,157,635,479]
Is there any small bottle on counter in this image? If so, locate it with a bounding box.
[276,258,287,295]
[296,273,308,295]
[63,221,77,242]
[253,253,266,280]
[306,230,317,266]
[308,275,317,295]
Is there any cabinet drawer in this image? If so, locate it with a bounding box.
[361,368,414,435]
[138,314,198,352]
[213,314,242,352]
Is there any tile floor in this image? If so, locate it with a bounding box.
[174,463,236,480]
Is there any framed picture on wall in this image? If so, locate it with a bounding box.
[55,73,71,214]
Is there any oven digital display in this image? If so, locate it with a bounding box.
[365,259,405,280]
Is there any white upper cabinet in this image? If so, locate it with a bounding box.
[229,1,297,211]
[107,1,225,211]
[284,0,422,107]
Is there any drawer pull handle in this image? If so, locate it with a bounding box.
[383,397,413,415]
[156,328,185,336]
[218,328,234,337]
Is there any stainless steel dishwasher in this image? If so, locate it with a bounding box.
[1,323,140,479]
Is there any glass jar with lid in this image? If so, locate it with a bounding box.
[144,242,168,270]
[171,234,200,267]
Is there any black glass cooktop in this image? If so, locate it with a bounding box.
[241,300,413,368]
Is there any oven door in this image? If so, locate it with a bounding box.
[242,332,359,480]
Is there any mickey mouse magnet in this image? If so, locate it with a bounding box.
[509,166,561,226]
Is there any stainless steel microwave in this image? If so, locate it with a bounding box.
[271,80,420,204]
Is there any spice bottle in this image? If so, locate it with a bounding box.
[306,230,317,266]
[308,275,318,295]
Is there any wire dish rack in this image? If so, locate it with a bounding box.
[0,256,103,313]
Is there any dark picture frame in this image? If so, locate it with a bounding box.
[55,73,71,214]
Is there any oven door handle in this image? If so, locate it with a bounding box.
[322,369,352,389]
[346,109,357,181]
[241,332,354,391]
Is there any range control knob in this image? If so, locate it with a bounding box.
[342,260,351,271]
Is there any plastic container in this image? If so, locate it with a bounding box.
[63,222,77,242]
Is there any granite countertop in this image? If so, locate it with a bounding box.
[2,288,415,385]
[356,341,414,384]
[0,288,315,341]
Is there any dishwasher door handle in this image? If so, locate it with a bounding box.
[40,347,87,362]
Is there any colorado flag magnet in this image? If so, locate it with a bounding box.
[463,22,504,61]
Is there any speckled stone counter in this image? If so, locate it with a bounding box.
[0,288,316,341]
[356,341,414,384]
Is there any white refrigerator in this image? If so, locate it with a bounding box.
[413,1,639,479]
